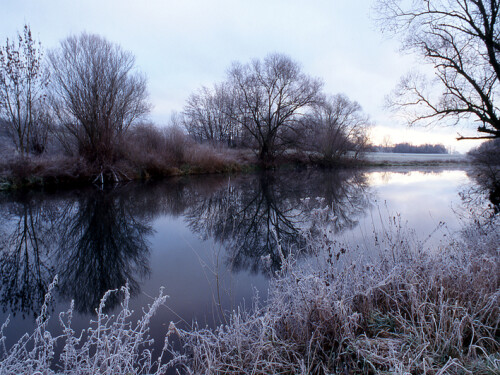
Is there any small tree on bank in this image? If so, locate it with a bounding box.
[48,33,150,168]
[0,25,49,156]
[301,94,371,162]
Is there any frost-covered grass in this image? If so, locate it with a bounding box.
[170,219,499,374]
[364,152,468,165]
[0,280,171,374]
[0,218,498,374]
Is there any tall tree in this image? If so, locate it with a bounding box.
[228,53,323,165]
[48,33,150,169]
[0,25,49,156]
[377,0,500,140]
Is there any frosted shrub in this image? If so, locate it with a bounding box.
[0,279,170,375]
[170,218,500,374]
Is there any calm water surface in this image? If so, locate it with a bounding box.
[0,167,477,357]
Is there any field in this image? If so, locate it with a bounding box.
[363,152,469,165]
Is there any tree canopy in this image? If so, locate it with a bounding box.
[377,0,500,140]
[48,33,150,167]
[228,53,323,164]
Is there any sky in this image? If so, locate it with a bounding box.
[1,0,486,153]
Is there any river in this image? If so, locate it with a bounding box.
[0,166,485,360]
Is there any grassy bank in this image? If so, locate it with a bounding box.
[360,152,471,167]
[0,147,367,191]
[0,148,251,191]
[1,149,469,191]
[171,219,499,374]
[0,125,468,191]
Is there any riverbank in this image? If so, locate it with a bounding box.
[0,149,470,191]
[361,151,470,166]
[171,218,499,374]
[0,147,251,191]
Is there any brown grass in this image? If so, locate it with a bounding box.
[0,124,254,188]
[0,155,93,189]
[170,220,500,374]
[119,124,247,178]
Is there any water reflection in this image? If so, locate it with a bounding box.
[184,173,309,272]
[55,189,152,314]
[183,170,371,272]
[462,165,500,224]
[0,188,153,316]
[0,170,371,318]
[0,195,58,316]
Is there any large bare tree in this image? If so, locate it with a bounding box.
[48,33,150,168]
[228,53,323,165]
[377,0,500,140]
[0,25,49,156]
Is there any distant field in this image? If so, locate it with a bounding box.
[364,152,469,164]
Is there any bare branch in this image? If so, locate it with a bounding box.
[48,33,150,166]
[377,0,500,139]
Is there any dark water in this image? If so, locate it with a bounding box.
[0,167,484,360]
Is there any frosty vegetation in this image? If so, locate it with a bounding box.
[0,213,498,374]
[0,280,171,375]
[169,217,499,374]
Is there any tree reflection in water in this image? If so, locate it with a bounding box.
[0,187,153,317]
[0,194,58,317]
[55,188,152,314]
[0,170,370,318]
[462,165,500,225]
[183,170,371,272]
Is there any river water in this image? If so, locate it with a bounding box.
[0,166,482,359]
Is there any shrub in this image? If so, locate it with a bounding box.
[123,123,243,177]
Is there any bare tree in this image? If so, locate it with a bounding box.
[376,0,500,140]
[48,33,150,169]
[301,94,371,162]
[228,53,323,165]
[0,25,49,156]
[382,134,393,150]
[183,83,240,146]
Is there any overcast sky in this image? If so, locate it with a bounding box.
[1,0,485,152]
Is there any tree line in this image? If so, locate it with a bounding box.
[0,26,371,176]
[4,0,500,179]
[376,143,448,154]
[182,54,370,165]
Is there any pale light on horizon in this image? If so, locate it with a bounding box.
[369,125,486,154]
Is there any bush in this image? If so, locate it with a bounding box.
[123,123,243,177]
